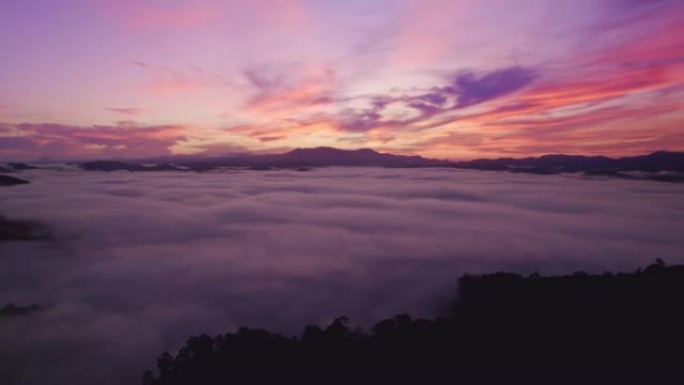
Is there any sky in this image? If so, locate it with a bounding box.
[2,168,684,384]
[1,0,683,160]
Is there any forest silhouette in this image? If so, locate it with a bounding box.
[142,260,684,383]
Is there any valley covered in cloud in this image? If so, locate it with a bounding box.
[1,168,684,385]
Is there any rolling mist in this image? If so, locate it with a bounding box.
[1,167,684,384]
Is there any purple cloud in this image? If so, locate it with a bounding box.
[338,66,538,132]
[0,136,35,150]
[452,67,538,108]
[418,92,448,106]
[340,109,384,132]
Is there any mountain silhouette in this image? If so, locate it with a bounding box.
[74,148,684,179]
[81,147,448,171]
[276,147,446,167]
[456,151,684,174]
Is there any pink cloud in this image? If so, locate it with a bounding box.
[392,0,475,70]
[131,61,235,95]
[106,108,149,117]
[581,6,684,74]
[0,122,188,160]
[413,93,684,159]
[244,64,336,117]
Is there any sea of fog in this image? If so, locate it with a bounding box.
[1,167,684,385]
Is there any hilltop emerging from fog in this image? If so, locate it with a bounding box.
[143,262,684,383]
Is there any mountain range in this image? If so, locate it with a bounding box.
[77,147,447,172]
[76,147,684,179]
[454,151,684,175]
[3,147,683,181]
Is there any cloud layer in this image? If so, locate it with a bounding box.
[1,168,684,384]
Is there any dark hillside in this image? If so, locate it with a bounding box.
[143,261,684,383]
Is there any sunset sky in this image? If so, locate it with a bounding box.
[1,0,683,161]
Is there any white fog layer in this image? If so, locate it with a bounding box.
[1,168,684,385]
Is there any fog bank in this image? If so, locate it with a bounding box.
[1,168,683,385]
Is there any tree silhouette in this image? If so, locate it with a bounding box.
[142,261,684,383]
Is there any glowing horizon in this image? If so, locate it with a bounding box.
[1,0,683,161]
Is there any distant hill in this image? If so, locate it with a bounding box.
[455,151,684,173]
[452,151,684,181]
[0,175,30,186]
[277,147,445,167]
[0,162,41,173]
[80,161,184,172]
[185,147,450,169]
